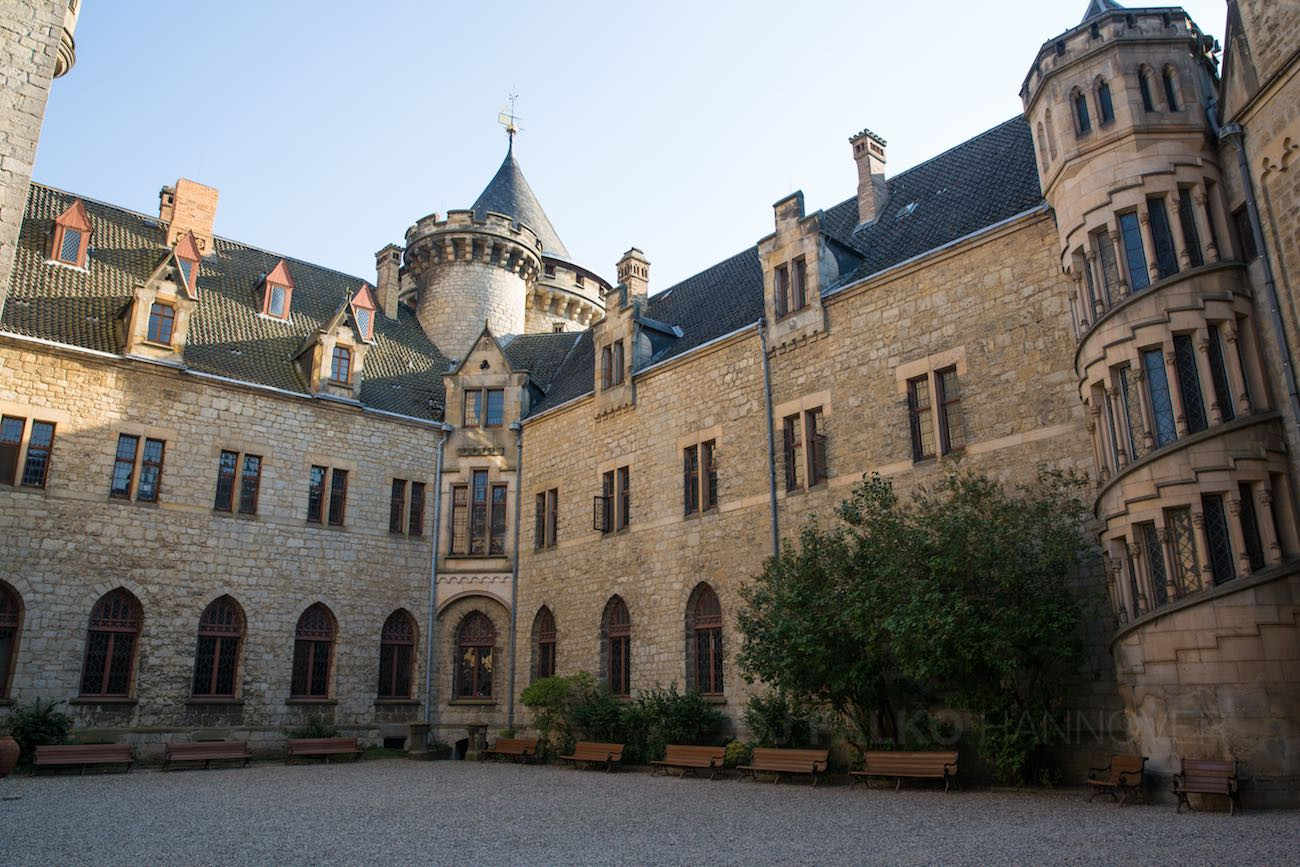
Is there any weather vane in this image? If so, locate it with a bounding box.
[498,89,521,146]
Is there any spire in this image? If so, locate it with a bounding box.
[471,145,570,258]
[1081,0,1124,24]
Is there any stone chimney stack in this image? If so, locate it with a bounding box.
[375,244,403,320]
[159,178,219,256]
[849,128,888,225]
[615,247,650,307]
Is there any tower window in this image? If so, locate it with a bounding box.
[1147,197,1179,279]
[59,228,83,264]
[1097,80,1114,124]
[1138,67,1156,112]
[1177,189,1204,268]
[1074,90,1091,134]
[1118,212,1150,292]
[1162,67,1180,111]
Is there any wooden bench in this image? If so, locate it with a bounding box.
[558,741,624,771]
[286,737,360,763]
[737,747,829,786]
[1174,758,1241,815]
[1087,754,1146,804]
[850,750,959,792]
[33,744,134,775]
[650,744,726,780]
[480,737,539,763]
[163,740,251,770]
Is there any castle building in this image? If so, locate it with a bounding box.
[0,0,1296,802]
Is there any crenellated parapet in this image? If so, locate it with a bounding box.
[527,259,608,332]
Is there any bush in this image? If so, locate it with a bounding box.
[1,698,73,764]
[521,672,599,758]
[287,715,338,739]
[743,690,815,748]
[627,684,725,762]
[724,740,753,768]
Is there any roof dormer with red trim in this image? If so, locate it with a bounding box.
[48,199,93,270]
[259,259,294,321]
[350,282,377,342]
[173,231,202,296]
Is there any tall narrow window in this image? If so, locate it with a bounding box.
[409,482,425,536]
[1074,89,1091,133]
[464,389,483,427]
[783,413,802,490]
[327,468,347,526]
[192,596,243,699]
[1140,522,1169,607]
[1162,67,1179,111]
[936,368,965,454]
[290,603,335,698]
[1139,67,1156,112]
[1095,230,1121,298]
[791,257,807,311]
[490,483,508,555]
[11,419,54,487]
[1172,335,1207,433]
[702,439,718,510]
[534,492,546,549]
[544,488,557,546]
[1165,507,1200,596]
[146,302,175,345]
[330,346,352,384]
[1142,348,1177,448]
[611,340,625,386]
[806,407,827,486]
[684,444,700,516]
[617,466,630,530]
[1119,212,1150,291]
[689,584,723,696]
[907,375,934,462]
[267,283,289,319]
[484,389,505,427]
[455,612,495,699]
[1147,197,1179,279]
[214,450,239,511]
[1118,365,1148,460]
[603,596,631,696]
[1206,325,1236,423]
[377,610,415,699]
[774,263,790,317]
[532,606,557,682]
[390,479,407,533]
[469,470,489,554]
[307,465,327,523]
[1177,189,1204,267]
[1238,483,1265,573]
[1097,80,1114,123]
[600,346,613,390]
[0,417,24,486]
[1202,495,1236,586]
[0,584,21,698]
[451,485,469,553]
[1232,207,1258,261]
[58,227,83,264]
[599,470,615,534]
[238,455,261,515]
[80,589,141,697]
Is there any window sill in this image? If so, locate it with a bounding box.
[141,340,175,351]
[448,699,497,707]
[701,695,727,705]
[327,380,353,389]
[0,698,12,706]
[285,697,338,706]
[187,697,244,707]
[69,697,138,706]
[214,510,259,520]
[374,698,421,707]
[305,521,347,530]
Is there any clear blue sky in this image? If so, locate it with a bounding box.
[33,0,1231,291]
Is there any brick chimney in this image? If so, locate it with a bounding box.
[159,178,219,256]
[849,128,888,225]
[375,244,403,320]
[615,247,650,307]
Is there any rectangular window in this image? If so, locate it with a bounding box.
[114,437,161,503]
[1238,483,1265,572]
[1075,92,1091,132]
[534,492,546,549]
[1177,189,1204,268]
[1147,197,1179,279]
[0,417,23,486]
[268,284,287,317]
[907,375,935,462]
[806,407,827,487]
[485,389,505,427]
[238,455,261,515]
[1140,522,1169,607]
[774,264,790,317]
[1142,348,1177,448]
[147,302,175,345]
[20,421,54,488]
[1203,181,1222,257]
[782,413,802,490]
[791,257,807,311]
[600,346,612,390]
[1165,506,1200,596]
[214,450,239,512]
[451,485,469,553]
[58,227,82,264]
[490,484,508,555]
[1119,212,1150,291]
[684,444,700,516]
[599,470,615,534]
[1094,230,1121,300]
[329,346,351,384]
[1201,494,1236,586]
[409,482,425,536]
[936,367,965,454]
[1139,70,1155,112]
[1172,334,1207,434]
[464,389,483,427]
[1098,82,1114,123]
[545,488,557,547]
[307,465,327,523]
[1232,206,1258,261]
[702,439,718,510]
[470,469,488,555]
[611,341,625,386]
[617,466,630,530]
[327,468,347,526]
[390,479,407,534]
[1206,325,1235,423]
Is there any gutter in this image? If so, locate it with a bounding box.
[507,420,524,731]
[424,422,454,737]
[758,320,780,559]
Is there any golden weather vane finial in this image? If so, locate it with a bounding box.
[497,88,521,148]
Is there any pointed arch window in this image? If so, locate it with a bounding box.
[1138,66,1156,112]
[1097,79,1114,124]
[455,611,495,699]
[50,199,92,268]
[0,583,20,698]
[1162,66,1180,111]
[1044,109,1058,159]
[602,596,631,696]
[531,606,556,682]
[192,596,243,698]
[378,610,416,699]
[80,589,141,697]
[291,603,336,698]
[1073,88,1091,134]
[687,584,723,695]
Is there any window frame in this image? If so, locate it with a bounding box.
[390,478,408,534]
[935,367,965,455]
[907,375,935,462]
[0,582,20,699]
[455,612,496,700]
[533,606,557,683]
[534,487,558,549]
[191,596,243,700]
[329,345,353,386]
[408,481,425,537]
[603,597,631,697]
[290,604,336,699]
[377,610,416,700]
[146,301,176,346]
[688,584,724,696]
[79,589,141,698]
[782,413,802,491]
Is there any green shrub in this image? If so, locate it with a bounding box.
[627,684,725,762]
[1,698,73,764]
[571,685,624,743]
[743,690,815,748]
[724,739,753,768]
[287,715,338,739]
[521,672,599,758]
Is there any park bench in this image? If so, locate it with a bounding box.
[32,744,133,775]
[1086,754,1146,804]
[163,740,251,770]
[649,744,726,780]
[558,741,624,771]
[1174,758,1241,815]
[480,737,539,763]
[737,747,829,786]
[850,750,959,792]
[286,737,360,764]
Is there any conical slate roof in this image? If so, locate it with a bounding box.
[1081,0,1125,23]
[471,143,570,258]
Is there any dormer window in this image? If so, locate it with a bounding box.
[330,346,352,385]
[147,302,175,346]
[173,231,202,295]
[349,283,377,342]
[260,260,294,320]
[268,284,288,317]
[774,257,808,318]
[50,199,92,269]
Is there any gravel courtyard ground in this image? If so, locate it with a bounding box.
[1,759,1295,865]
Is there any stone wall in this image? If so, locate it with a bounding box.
[416,260,526,362]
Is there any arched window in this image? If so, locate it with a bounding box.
[1073,88,1091,134]
[601,596,631,696]
[1096,79,1115,124]
[80,588,141,697]
[531,606,556,683]
[455,611,495,699]
[686,584,723,696]
[1036,123,1048,166]
[1044,109,1058,159]
[1162,66,1180,111]
[291,603,336,698]
[378,610,416,699]
[192,596,243,698]
[0,583,20,698]
[1138,66,1156,112]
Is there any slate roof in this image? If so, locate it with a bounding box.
[502,331,582,386]
[471,145,571,258]
[1081,0,1126,24]
[4,184,452,421]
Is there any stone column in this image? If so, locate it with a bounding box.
[1223,325,1254,417]
[1194,331,1223,425]
[1193,186,1219,263]
[1132,366,1156,453]
[1256,486,1284,567]
[1162,345,1189,437]
[1127,541,1148,616]
[1107,385,1130,466]
[1226,495,1253,577]
[1191,510,1213,593]
[1139,208,1161,284]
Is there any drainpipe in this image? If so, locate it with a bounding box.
[423,422,453,739]
[758,320,780,558]
[506,420,523,731]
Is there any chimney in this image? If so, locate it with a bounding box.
[615,247,650,307]
[375,244,403,320]
[159,178,219,256]
[849,128,888,225]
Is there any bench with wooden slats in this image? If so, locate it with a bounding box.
[480,737,539,763]
[850,750,959,792]
[1174,758,1241,815]
[33,743,134,775]
[737,747,830,786]
[558,741,624,771]
[163,740,251,770]
[1086,754,1146,804]
[650,744,726,780]
[286,737,360,763]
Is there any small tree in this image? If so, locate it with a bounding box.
[520,672,598,758]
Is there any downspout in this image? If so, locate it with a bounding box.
[758,319,780,558]
[507,420,523,731]
[423,421,453,737]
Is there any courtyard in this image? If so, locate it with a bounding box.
[1,760,1296,865]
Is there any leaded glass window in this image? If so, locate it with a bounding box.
[1173,335,1207,434]
[1238,483,1265,573]
[604,596,631,696]
[1095,230,1121,300]
[0,584,20,697]
[1202,495,1236,586]
[690,585,724,696]
[1119,212,1150,291]
[455,612,495,699]
[1142,349,1177,448]
[1165,507,1200,596]
[214,450,238,512]
[1178,189,1204,267]
[355,308,373,339]
[907,376,934,462]
[1147,197,1179,279]
[80,589,141,697]
[59,227,82,264]
[137,437,165,503]
[268,284,287,318]
[1206,326,1235,423]
[1140,522,1167,607]
[291,604,335,698]
[533,606,556,682]
[378,610,415,699]
[192,596,243,698]
[20,421,54,488]
[1118,365,1147,460]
